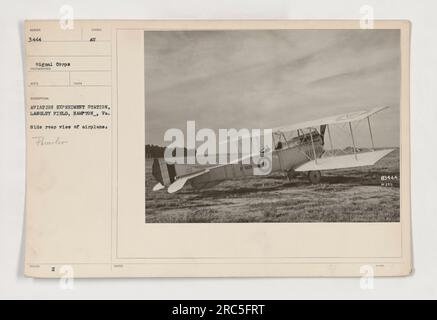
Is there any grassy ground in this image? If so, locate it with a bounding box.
[145,149,400,223]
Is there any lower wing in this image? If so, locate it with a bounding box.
[294,149,394,172]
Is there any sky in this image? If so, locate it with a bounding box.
[144,29,400,148]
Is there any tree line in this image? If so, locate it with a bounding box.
[145,144,190,159]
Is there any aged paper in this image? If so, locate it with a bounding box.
[24,20,411,278]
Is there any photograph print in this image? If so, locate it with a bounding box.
[144,29,401,223]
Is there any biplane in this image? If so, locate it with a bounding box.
[152,106,394,193]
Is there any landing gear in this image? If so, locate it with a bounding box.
[307,170,321,184]
[286,169,296,181]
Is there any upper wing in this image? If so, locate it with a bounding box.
[214,106,388,149]
[273,106,388,132]
[294,149,394,172]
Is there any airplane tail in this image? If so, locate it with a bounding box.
[152,158,177,187]
[151,158,209,193]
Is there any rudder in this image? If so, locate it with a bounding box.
[152,158,176,186]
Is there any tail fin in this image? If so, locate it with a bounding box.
[152,158,177,186]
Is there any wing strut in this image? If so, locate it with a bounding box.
[367,117,375,151]
[309,129,318,164]
[327,124,334,152]
[348,122,358,160]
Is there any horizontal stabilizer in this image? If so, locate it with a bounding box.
[152,182,165,192]
[294,149,394,172]
[167,169,209,193]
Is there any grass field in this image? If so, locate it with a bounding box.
[145,149,400,223]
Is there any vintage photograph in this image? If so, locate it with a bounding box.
[144,29,400,223]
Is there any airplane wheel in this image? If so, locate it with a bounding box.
[308,170,321,184]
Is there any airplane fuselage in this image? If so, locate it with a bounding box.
[187,133,325,189]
